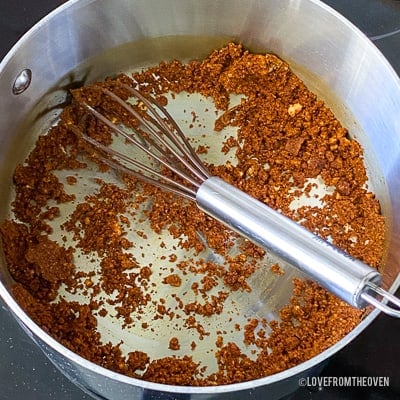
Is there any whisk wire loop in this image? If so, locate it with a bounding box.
[104,86,210,184]
[76,84,211,200]
[121,85,210,180]
[78,127,198,200]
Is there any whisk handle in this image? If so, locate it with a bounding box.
[196,176,382,309]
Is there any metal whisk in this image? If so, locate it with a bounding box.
[74,83,400,317]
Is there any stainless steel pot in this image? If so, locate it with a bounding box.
[1,0,399,399]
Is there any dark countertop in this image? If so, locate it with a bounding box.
[1,1,399,399]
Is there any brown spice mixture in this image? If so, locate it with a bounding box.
[0,43,385,385]
[25,236,75,284]
[168,337,180,351]
[162,274,182,287]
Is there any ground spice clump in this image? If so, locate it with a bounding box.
[0,43,385,385]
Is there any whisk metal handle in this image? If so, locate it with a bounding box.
[197,177,400,315]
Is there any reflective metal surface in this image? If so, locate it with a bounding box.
[198,177,383,309]
[1,0,400,399]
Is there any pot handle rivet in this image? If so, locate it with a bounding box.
[12,69,32,95]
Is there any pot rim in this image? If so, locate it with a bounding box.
[1,0,400,394]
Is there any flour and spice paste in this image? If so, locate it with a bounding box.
[0,43,385,385]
